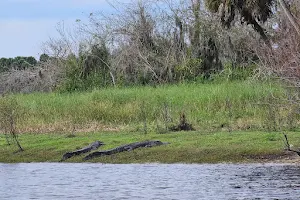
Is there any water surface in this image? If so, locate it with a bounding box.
[1,163,300,199]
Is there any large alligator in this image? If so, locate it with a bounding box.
[83,140,169,161]
[61,141,105,161]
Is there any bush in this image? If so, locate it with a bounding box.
[213,63,257,82]
[175,58,203,82]
[0,96,24,151]
[57,43,112,92]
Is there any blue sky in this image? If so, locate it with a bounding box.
[0,0,111,59]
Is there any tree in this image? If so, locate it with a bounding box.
[39,53,50,63]
[80,42,114,86]
[25,56,37,66]
[205,0,300,41]
[277,0,300,36]
[205,0,275,43]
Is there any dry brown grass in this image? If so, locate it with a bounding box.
[1,121,122,134]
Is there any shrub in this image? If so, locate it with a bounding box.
[0,96,24,151]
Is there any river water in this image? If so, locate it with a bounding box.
[1,163,300,199]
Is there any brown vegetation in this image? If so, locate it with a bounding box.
[0,60,64,94]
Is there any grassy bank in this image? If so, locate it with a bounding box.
[1,80,295,134]
[1,80,299,163]
[0,130,298,163]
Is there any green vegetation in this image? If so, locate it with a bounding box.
[1,80,293,134]
[1,79,299,163]
[0,56,37,72]
[1,1,299,164]
[59,44,112,92]
[0,130,297,163]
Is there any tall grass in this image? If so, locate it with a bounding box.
[4,80,293,133]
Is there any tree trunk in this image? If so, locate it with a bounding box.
[83,140,169,161]
[278,0,300,36]
[61,141,104,161]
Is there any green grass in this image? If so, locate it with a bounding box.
[0,130,297,163]
[1,80,292,133]
[1,80,299,163]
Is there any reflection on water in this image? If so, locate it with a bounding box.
[1,163,300,199]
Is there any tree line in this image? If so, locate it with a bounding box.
[0,54,52,73]
[44,0,258,91]
[1,0,300,93]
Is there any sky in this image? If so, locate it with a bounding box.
[0,0,112,59]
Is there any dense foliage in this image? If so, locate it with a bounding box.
[0,56,37,72]
[205,0,275,42]
[42,0,263,92]
[0,0,299,93]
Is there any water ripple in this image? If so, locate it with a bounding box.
[1,163,300,199]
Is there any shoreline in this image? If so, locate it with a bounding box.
[1,131,300,164]
[0,156,299,164]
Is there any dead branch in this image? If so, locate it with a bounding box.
[283,133,300,156]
